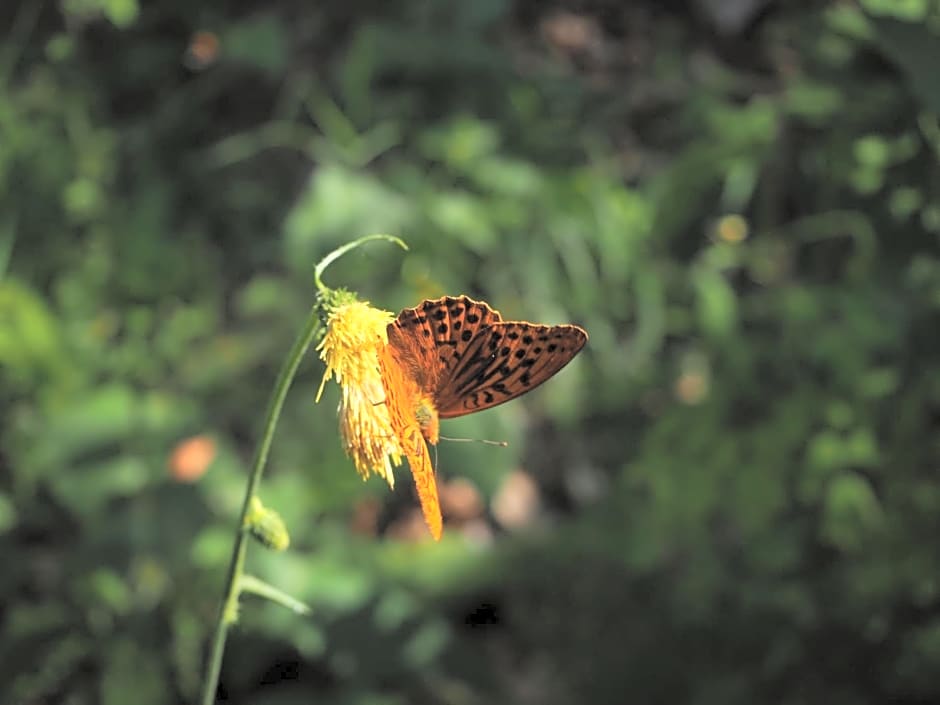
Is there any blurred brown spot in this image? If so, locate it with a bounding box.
[350,497,381,537]
[716,214,749,243]
[439,477,484,522]
[492,470,541,530]
[675,371,708,405]
[184,31,220,70]
[459,518,494,547]
[168,435,216,482]
[386,509,433,543]
[540,12,599,55]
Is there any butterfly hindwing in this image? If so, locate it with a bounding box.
[436,321,587,418]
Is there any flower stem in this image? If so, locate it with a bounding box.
[313,233,407,291]
[199,305,322,705]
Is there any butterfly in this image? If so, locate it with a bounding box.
[379,295,587,539]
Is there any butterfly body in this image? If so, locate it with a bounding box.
[380,295,587,539]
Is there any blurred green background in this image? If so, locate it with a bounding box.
[2,0,940,703]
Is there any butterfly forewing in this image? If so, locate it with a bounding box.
[436,322,587,418]
[390,296,504,383]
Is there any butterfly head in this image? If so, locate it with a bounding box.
[414,395,440,445]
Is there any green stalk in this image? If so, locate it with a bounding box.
[199,233,406,704]
[199,306,321,705]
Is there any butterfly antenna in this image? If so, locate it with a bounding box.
[439,435,509,448]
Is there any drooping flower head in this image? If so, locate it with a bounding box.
[316,291,402,488]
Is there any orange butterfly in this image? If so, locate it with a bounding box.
[379,295,587,539]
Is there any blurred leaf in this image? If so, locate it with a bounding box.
[102,639,170,705]
[821,472,884,550]
[80,568,132,615]
[103,0,138,27]
[18,384,138,476]
[61,0,138,27]
[283,166,413,269]
[289,550,373,612]
[373,589,420,631]
[693,267,738,338]
[861,0,930,21]
[222,15,290,74]
[807,430,849,472]
[419,116,499,168]
[192,525,234,568]
[171,608,205,700]
[0,492,16,534]
[785,79,845,123]
[6,632,91,704]
[425,190,495,252]
[0,279,68,389]
[471,156,542,197]
[50,456,152,518]
[402,619,450,667]
[871,18,940,112]
[237,276,299,317]
[825,4,875,40]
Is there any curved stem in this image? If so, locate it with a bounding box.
[314,233,407,292]
[199,305,322,705]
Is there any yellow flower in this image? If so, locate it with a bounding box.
[316,298,403,487]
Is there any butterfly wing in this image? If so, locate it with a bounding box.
[387,295,504,391]
[398,420,443,540]
[384,296,507,539]
[384,296,586,541]
[378,344,444,540]
[435,321,587,418]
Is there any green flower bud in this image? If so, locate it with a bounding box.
[244,497,290,552]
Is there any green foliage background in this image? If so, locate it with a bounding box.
[2,0,940,703]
